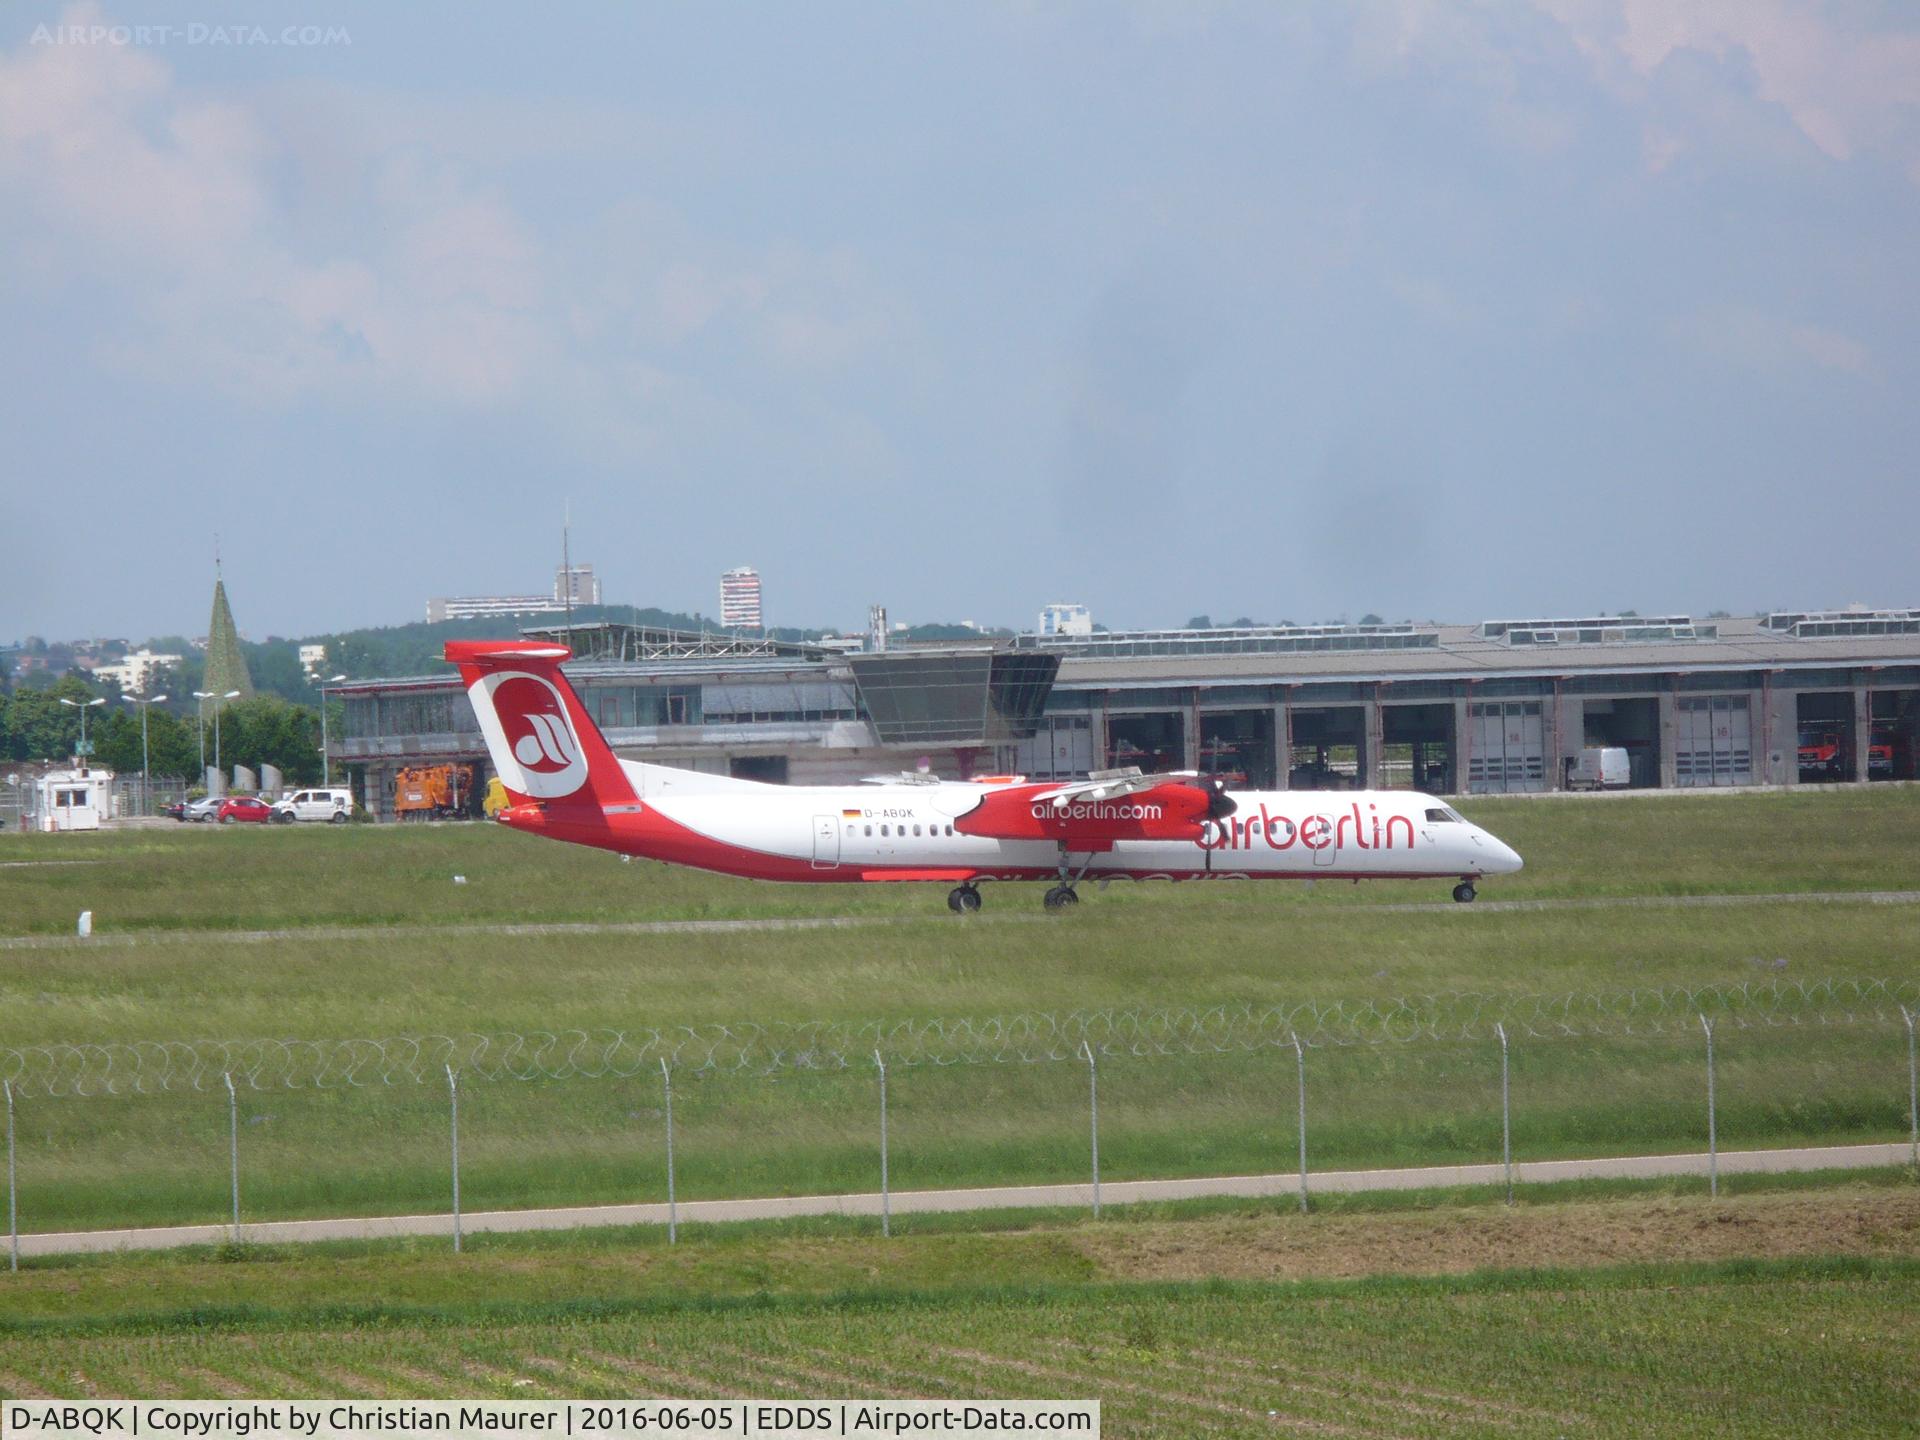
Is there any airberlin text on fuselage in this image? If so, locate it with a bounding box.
[1200,802,1416,852]
[1033,801,1164,821]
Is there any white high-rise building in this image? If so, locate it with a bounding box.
[555,564,602,606]
[1039,603,1093,637]
[721,567,763,629]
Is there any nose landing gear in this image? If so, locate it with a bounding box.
[1452,881,1477,904]
[947,884,983,914]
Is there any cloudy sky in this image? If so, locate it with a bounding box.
[3,1,1917,640]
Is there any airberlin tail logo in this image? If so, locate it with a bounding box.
[472,671,589,799]
[514,709,576,770]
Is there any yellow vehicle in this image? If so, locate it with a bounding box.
[483,774,508,819]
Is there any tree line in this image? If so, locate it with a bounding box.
[0,671,326,784]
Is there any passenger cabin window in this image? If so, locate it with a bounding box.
[864,825,872,836]
[913,824,921,836]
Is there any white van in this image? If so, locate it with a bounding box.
[1567,747,1631,790]
[271,787,355,823]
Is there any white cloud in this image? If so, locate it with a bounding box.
[1670,304,1873,379]
[1539,0,1920,170]
[1788,323,1870,376]
[0,3,903,415]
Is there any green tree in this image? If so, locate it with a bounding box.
[219,696,323,786]
[93,707,198,781]
[3,674,100,760]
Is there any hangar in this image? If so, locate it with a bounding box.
[329,608,1920,818]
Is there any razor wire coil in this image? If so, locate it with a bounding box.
[3,977,1915,1098]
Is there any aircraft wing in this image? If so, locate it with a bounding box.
[954,770,1235,848]
[1032,768,1201,806]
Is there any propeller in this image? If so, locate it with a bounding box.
[1201,774,1238,819]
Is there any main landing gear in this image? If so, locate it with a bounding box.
[1042,846,1095,912]
[947,884,983,914]
[1452,881,1478,904]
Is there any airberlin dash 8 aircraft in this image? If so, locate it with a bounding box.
[451,641,1524,912]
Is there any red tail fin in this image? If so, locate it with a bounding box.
[445,641,637,810]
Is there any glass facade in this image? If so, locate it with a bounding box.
[341,688,478,739]
[849,651,1059,745]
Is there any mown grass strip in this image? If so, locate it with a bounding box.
[3,1253,1915,1342]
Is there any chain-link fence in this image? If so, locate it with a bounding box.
[4,980,1917,1264]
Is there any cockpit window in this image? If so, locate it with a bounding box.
[1424,808,1457,823]
[1442,806,1468,824]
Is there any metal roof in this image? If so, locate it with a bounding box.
[1049,616,1920,689]
[330,611,1920,698]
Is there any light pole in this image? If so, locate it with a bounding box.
[194,689,241,787]
[119,693,168,816]
[212,689,240,781]
[58,696,106,760]
[194,690,212,780]
[318,674,346,786]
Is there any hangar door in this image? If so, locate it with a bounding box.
[1675,695,1751,787]
[1468,701,1546,794]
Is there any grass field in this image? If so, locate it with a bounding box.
[1,789,1917,1232]
[2,1178,1917,1433]
[4,788,1920,1427]
[3,786,1920,937]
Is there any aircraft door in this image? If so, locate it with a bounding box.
[811,814,840,870]
[1307,814,1338,867]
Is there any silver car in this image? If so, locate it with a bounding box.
[182,795,224,823]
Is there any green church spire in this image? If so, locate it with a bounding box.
[203,575,254,701]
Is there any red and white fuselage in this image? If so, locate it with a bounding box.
[448,640,1523,904]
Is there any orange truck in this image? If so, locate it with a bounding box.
[394,763,475,820]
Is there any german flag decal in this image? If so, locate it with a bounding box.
[842,808,862,818]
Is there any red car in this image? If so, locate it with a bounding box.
[216,795,275,824]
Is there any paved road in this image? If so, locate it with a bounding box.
[15,1142,1909,1258]
[5,890,1917,950]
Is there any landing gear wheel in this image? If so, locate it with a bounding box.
[1452,881,1477,904]
[1043,885,1079,911]
[948,885,982,915]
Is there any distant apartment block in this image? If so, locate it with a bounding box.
[556,564,602,607]
[1039,602,1093,637]
[720,567,763,629]
[91,648,182,694]
[298,643,328,677]
[426,594,564,624]
[429,563,601,623]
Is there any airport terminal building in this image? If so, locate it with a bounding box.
[330,609,1920,818]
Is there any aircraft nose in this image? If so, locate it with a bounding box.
[1489,836,1524,874]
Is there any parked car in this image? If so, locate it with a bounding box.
[164,800,188,821]
[216,795,275,824]
[271,787,355,824]
[182,795,224,823]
